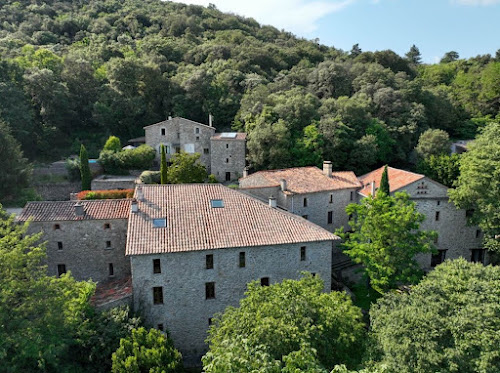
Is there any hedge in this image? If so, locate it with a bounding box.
[77,189,134,200]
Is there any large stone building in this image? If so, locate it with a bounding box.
[126,184,338,365]
[358,166,486,270]
[17,199,132,283]
[143,116,246,182]
[239,161,361,232]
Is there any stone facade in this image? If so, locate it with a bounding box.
[91,175,137,190]
[33,181,81,201]
[210,135,247,182]
[144,117,215,172]
[130,241,332,366]
[27,218,130,283]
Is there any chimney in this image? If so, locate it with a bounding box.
[136,185,144,201]
[371,181,376,196]
[269,196,277,208]
[131,199,138,213]
[74,202,84,217]
[323,161,333,178]
[280,179,287,192]
[243,167,249,178]
[168,115,172,120]
[209,114,213,127]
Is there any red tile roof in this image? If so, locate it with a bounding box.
[16,199,132,222]
[240,167,361,194]
[211,132,247,140]
[91,276,132,308]
[126,184,338,255]
[358,166,425,196]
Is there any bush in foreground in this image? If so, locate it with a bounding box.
[77,189,134,200]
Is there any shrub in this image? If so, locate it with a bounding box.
[139,171,161,184]
[207,174,218,183]
[66,158,81,181]
[103,136,122,153]
[77,189,134,200]
[98,145,155,175]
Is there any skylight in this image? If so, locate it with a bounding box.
[210,199,224,208]
[220,132,237,138]
[153,218,167,228]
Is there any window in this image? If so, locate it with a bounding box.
[434,235,438,244]
[104,223,110,229]
[431,250,447,267]
[303,198,308,207]
[161,128,166,136]
[260,277,270,286]
[435,211,440,221]
[348,214,353,221]
[239,252,246,268]
[208,318,213,326]
[106,240,112,248]
[57,241,63,250]
[108,263,114,276]
[153,218,167,228]
[205,282,215,299]
[153,287,164,304]
[327,211,333,224]
[204,148,210,154]
[225,172,231,181]
[157,324,164,331]
[206,254,214,269]
[226,143,229,149]
[476,229,481,239]
[225,158,229,163]
[437,201,440,206]
[153,259,161,274]
[196,136,200,141]
[176,132,180,139]
[329,194,333,203]
[471,249,485,264]
[466,209,474,218]
[195,127,200,134]
[300,246,306,261]
[350,191,354,201]
[57,264,66,277]
[302,215,308,220]
[210,199,224,208]
[53,224,60,230]
[311,272,316,277]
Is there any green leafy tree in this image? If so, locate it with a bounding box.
[416,153,460,187]
[160,144,168,184]
[103,136,122,153]
[167,151,208,184]
[0,206,95,372]
[337,193,437,293]
[415,129,450,159]
[203,274,365,372]
[440,51,459,63]
[80,143,92,190]
[111,327,183,373]
[370,259,500,373]
[449,120,500,252]
[378,165,390,196]
[405,44,421,65]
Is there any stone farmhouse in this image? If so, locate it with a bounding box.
[143,116,246,182]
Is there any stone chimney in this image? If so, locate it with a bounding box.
[74,202,84,217]
[323,161,333,178]
[280,179,287,192]
[136,185,144,201]
[243,167,249,178]
[209,114,214,127]
[131,199,138,213]
[269,196,277,208]
[168,115,172,120]
[371,181,376,196]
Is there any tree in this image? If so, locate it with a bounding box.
[405,44,421,65]
[0,120,32,200]
[160,144,168,184]
[166,151,207,184]
[416,153,460,188]
[350,43,362,58]
[111,327,183,373]
[80,144,92,190]
[203,275,365,372]
[440,51,459,63]
[337,193,437,293]
[449,120,500,252]
[379,165,390,196]
[370,259,500,373]
[415,129,450,159]
[0,205,95,372]
[103,136,122,153]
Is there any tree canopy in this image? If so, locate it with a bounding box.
[166,151,208,183]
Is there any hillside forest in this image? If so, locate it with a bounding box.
[0,0,499,174]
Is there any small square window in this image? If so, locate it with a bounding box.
[204,148,210,154]
[206,254,214,269]
[210,199,224,208]
[303,198,308,207]
[300,246,306,261]
[435,211,440,221]
[53,224,60,230]
[437,201,440,206]
[108,263,114,276]
[161,128,166,136]
[327,211,333,224]
[431,250,447,267]
[106,240,112,248]
[239,252,246,268]
[195,127,200,134]
[196,136,200,141]
[57,241,63,250]
[153,218,167,228]
[57,264,66,277]
[260,277,270,286]
[206,282,215,299]
[104,223,111,229]
[153,287,164,304]
[157,323,164,331]
[153,259,161,274]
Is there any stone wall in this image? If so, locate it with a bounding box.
[91,175,137,190]
[33,182,81,201]
[130,240,332,366]
[210,138,246,181]
[27,219,130,283]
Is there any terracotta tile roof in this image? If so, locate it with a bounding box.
[91,276,132,308]
[358,166,425,196]
[211,132,247,140]
[240,167,361,194]
[143,116,214,130]
[16,199,132,222]
[126,184,338,255]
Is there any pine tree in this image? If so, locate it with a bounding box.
[80,144,91,191]
[379,165,390,196]
[160,144,168,184]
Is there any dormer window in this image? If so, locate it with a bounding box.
[210,199,224,208]
[153,218,167,228]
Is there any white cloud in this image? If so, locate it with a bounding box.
[168,0,356,34]
[453,0,500,5]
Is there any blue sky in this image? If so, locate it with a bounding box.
[169,0,500,63]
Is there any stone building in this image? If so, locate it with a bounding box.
[143,116,246,181]
[17,199,132,283]
[239,161,361,232]
[358,166,486,270]
[126,184,338,365]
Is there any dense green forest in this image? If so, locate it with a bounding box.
[0,0,499,172]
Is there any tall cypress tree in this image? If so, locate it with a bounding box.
[379,165,390,196]
[160,144,168,184]
[80,144,91,191]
